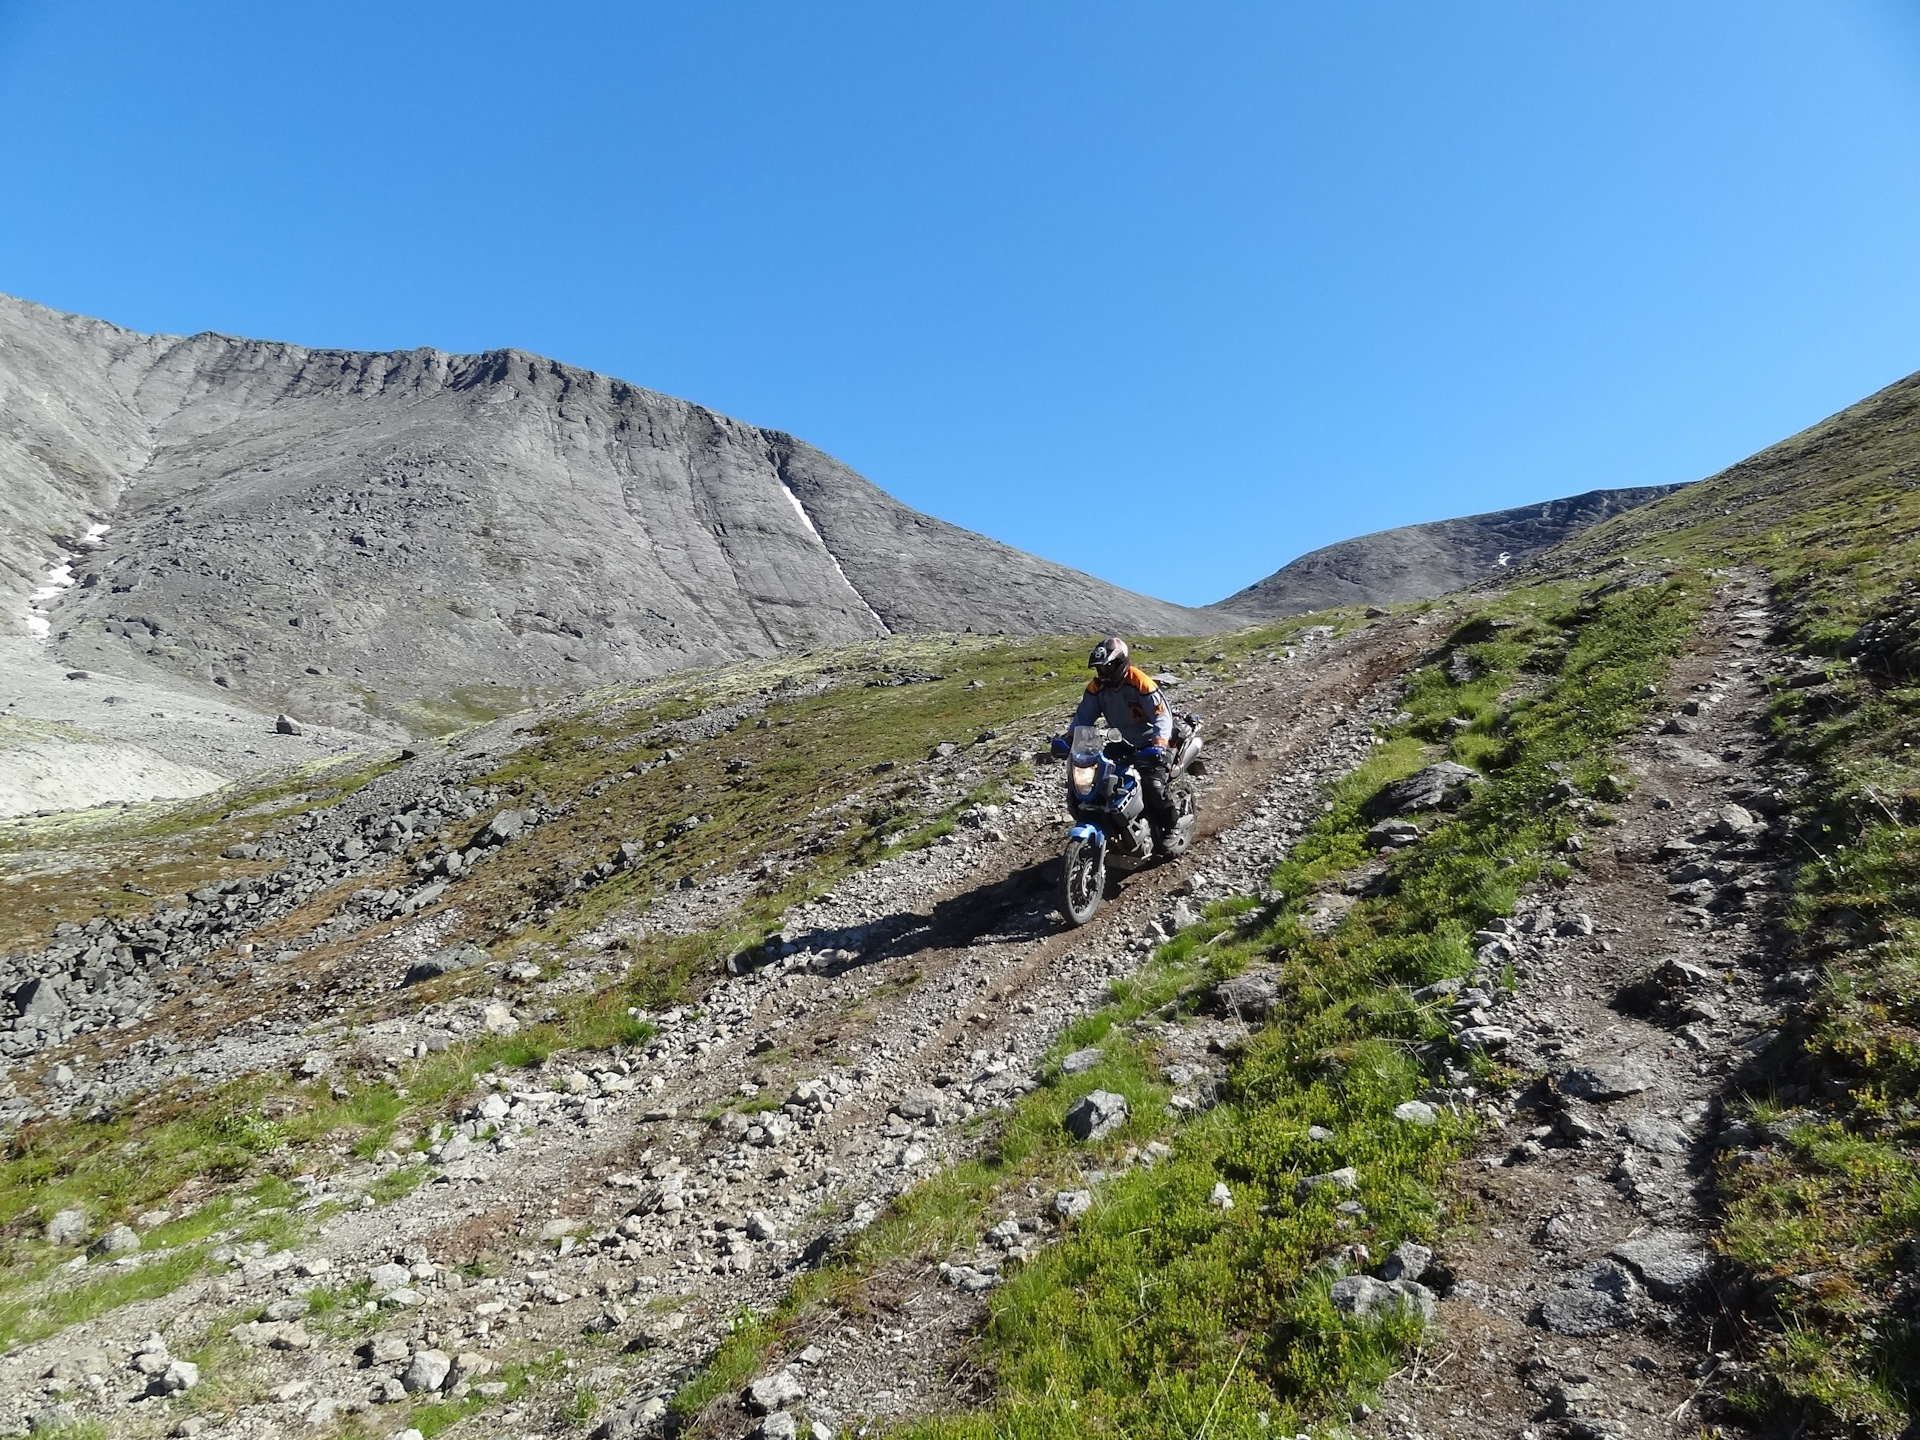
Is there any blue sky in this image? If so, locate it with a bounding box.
[3,2,1919,605]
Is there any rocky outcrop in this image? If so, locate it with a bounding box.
[1210,485,1686,619]
[0,294,1223,730]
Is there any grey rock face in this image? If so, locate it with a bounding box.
[1,293,1225,727]
[1212,486,1687,618]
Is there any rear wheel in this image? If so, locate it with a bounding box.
[1061,836,1106,925]
[1159,777,1199,859]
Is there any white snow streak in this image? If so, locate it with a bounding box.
[24,523,108,641]
[777,480,889,634]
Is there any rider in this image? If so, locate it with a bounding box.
[1055,637,1179,843]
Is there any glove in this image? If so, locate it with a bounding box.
[1049,735,1071,757]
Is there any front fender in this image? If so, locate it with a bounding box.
[1067,823,1105,847]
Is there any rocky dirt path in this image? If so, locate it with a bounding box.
[0,615,1443,1440]
[1363,575,1791,1440]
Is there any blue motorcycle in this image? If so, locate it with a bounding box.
[1056,716,1205,925]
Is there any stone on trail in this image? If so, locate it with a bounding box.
[1053,1189,1093,1219]
[1560,1061,1657,1102]
[1538,1258,1639,1335]
[1329,1274,1437,1323]
[1064,1090,1129,1141]
[759,1414,800,1440]
[1610,1229,1710,1298]
[1393,1100,1437,1126]
[1624,1115,1692,1153]
[744,1368,806,1413]
[1060,1047,1103,1075]
[1361,762,1481,820]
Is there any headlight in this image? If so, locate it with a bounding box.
[1070,764,1097,792]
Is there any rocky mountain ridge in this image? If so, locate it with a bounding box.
[0,293,1224,735]
[1215,484,1687,617]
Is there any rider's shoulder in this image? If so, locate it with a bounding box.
[1124,665,1158,692]
[1084,678,1103,695]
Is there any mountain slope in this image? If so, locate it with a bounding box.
[0,294,1224,732]
[1210,483,1686,617]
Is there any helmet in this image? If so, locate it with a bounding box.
[1088,636,1131,683]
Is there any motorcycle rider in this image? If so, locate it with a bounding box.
[1053,637,1179,844]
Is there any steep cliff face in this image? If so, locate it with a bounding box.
[1,295,1223,730]
[1210,484,1688,618]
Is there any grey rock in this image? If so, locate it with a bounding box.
[1624,1115,1691,1153]
[1298,1166,1359,1199]
[1392,1100,1437,1126]
[1212,970,1281,1020]
[1379,1242,1432,1283]
[760,1414,800,1440]
[1366,819,1421,848]
[367,1261,412,1293]
[1361,763,1481,819]
[940,1262,1001,1294]
[401,1348,452,1393]
[147,1359,199,1395]
[1060,1047,1103,1075]
[405,940,488,985]
[1610,1229,1710,1297]
[1329,1274,1437,1323]
[744,1368,806,1413]
[1053,1189,1093,1219]
[1212,485,1684,617]
[1064,1090,1130,1141]
[44,1206,88,1246]
[1456,1024,1515,1050]
[88,1223,139,1257]
[274,713,303,735]
[10,979,65,1020]
[482,810,526,844]
[1538,1259,1639,1335]
[1560,1061,1657,1102]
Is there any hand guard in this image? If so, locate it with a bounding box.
[1049,735,1071,757]
[1138,743,1168,761]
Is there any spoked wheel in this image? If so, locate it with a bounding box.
[1159,777,1199,859]
[1061,835,1106,926]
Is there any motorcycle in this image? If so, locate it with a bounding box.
[1056,714,1206,926]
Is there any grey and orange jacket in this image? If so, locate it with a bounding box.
[1070,665,1174,750]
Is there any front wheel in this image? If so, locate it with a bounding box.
[1159,777,1199,859]
[1061,835,1106,926]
